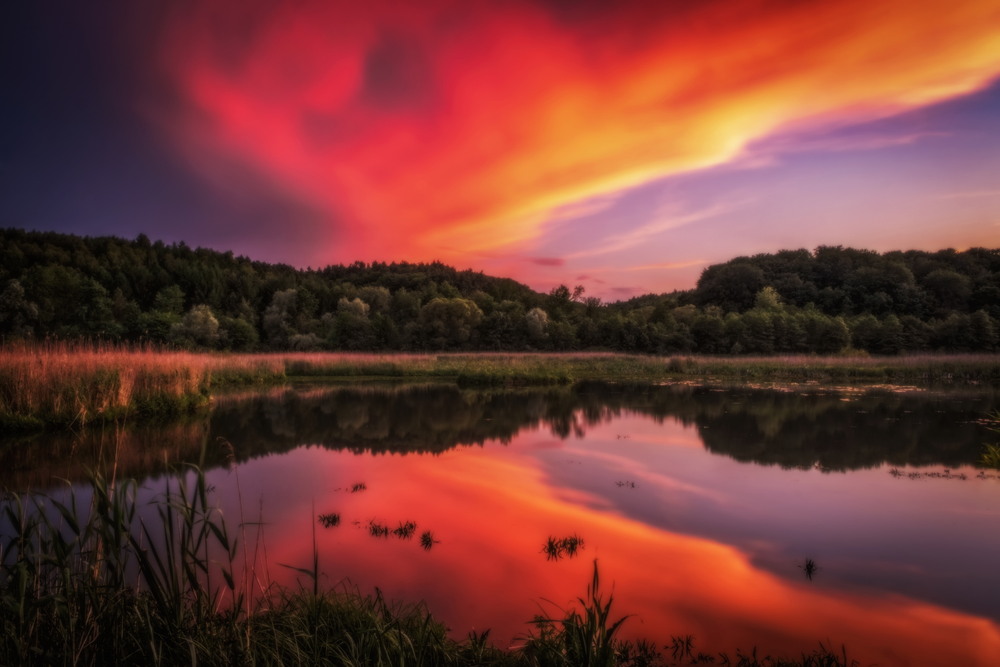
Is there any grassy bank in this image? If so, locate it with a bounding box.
[0,465,856,666]
[4,344,999,431]
[275,350,1000,386]
[0,344,286,430]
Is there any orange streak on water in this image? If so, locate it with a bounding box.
[230,426,1000,665]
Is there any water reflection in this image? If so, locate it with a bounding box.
[3,383,995,491]
[219,440,999,665]
[0,419,210,491]
[3,381,999,665]
[211,382,999,471]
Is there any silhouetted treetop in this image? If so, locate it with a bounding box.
[1,229,997,354]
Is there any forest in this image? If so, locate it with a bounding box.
[1,227,997,354]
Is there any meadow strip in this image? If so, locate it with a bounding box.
[3,344,999,431]
[0,343,284,429]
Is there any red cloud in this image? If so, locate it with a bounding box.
[154,0,1000,265]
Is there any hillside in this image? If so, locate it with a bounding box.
[1,228,997,354]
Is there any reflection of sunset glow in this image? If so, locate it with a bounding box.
[157,0,1000,267]
[213,420,1000,664]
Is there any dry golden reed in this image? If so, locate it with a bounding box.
[0,342,283,427]
[4,344,998,428]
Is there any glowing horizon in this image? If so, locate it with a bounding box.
[147,0,1000,298]
[5,0,1000,300]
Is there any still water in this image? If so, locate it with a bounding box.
[4,382,1000,665]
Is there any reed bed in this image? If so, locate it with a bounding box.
[0,342,285,429]
[253,350,1000,386]
[271,350,1000,385]
[670,353,1000,383]
[982,411,1000,469]
[5,344,997,431]
[0,464,858,666]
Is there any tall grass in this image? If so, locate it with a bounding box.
[8,344,995,431]
[0,462,859,666]
[522,560,633,666]
[981,411,1000,469]
[672,352,1000,384]
[0,342,285,429]
[982,444,1000,469]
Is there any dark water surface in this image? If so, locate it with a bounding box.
[4,382,1000,665]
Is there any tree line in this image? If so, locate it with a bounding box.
[0,228,997,353]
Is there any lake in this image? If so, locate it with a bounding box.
[3,381,999,665]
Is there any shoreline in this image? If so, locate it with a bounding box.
[3,346,999,432]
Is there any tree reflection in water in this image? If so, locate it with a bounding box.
[3,381,995,491]
[3,380,999,664]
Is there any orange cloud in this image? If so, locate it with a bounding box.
[154,0,1000,264]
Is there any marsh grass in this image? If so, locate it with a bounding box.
[0,459,475,665]
[522,560,639,667]
[980,411,1000,470]
[543,537,560,560]
[543,534,586,561]
[981,444,1000,469]
[662,353,1000,384]
[0,462,243,664]
[368,520,390,538]
[1,465,861,666]
[420,531,438,551]
[0,342,284,430]
[393,520,417,539]
[666,635,857,667]
[5,345,998,431]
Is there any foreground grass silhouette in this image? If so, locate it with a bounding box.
[0,457,860,666]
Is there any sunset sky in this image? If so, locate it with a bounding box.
[4,0,1000,300]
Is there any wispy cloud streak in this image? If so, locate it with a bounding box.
[152,0,1000,266]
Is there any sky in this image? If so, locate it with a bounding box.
[3,0,999,301]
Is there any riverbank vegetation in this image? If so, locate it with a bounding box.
[5,380,994,492]
[0,465,857,666]
[3,344,999,431]
[2,228,997,355]
[0,344,284,430]
[982,412,1000,469]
